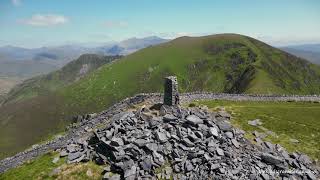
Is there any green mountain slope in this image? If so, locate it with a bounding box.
[1,34,320,159]
[62,34,320,110]
[3,54,121,104]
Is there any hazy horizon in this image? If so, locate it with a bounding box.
[1,0,320,48]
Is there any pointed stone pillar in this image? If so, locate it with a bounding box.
[163,76,179,106]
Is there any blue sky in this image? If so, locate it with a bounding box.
[0,0,320,48]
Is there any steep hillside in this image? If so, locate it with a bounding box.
[3,54,121,104]
[1,34,320,159]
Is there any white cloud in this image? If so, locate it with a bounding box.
[158,32,210,39]
[103,21,128,28]
[20,14,68,27]
[11,0,21,6]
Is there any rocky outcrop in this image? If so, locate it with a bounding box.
[1,93,320,175]
[59,104,319,179]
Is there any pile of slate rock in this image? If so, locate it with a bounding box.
[59,104,319,180]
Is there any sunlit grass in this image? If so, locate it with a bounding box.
[196,100,320,162]
[0,152,104,180]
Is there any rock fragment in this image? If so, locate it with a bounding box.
[209,127,219,137]
[260,153,283,165]
[155,131,167,143]
[186,115,203,126]
[248,119,263,126]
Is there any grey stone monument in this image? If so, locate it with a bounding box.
[164,76,179,106]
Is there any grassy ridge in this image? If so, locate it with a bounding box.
[196,100,320,161]
[1,34,320,159]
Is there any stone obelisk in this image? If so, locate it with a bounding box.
[163,76,179,106]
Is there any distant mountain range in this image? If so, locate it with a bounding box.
[0,36,169,78]
[280,44,320,65]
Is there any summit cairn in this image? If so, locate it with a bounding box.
[163,76,179,106]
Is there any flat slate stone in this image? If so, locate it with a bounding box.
[186,115,204,126]
[209,127,219,137]
[231,139,240,148]
[211,163,220,170]
[145,143,158,152]
[183,138,195,147]
[298,154,312,165]
[217,121,232,132]
[307,172,317,180]
[163,114,178,122]
[140,157,153,171]
[263,141,274,150]
[111,137,124,146]
[60,150,68,157]
[66,144,77,153]
[68,152,84,162]
[184,160,194,172]
[216,147,224,156]
[155,131,168,143]
[261,153,283,165]
[133,139,148,147]
[225,132,234,139]
[152,151,165,165]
